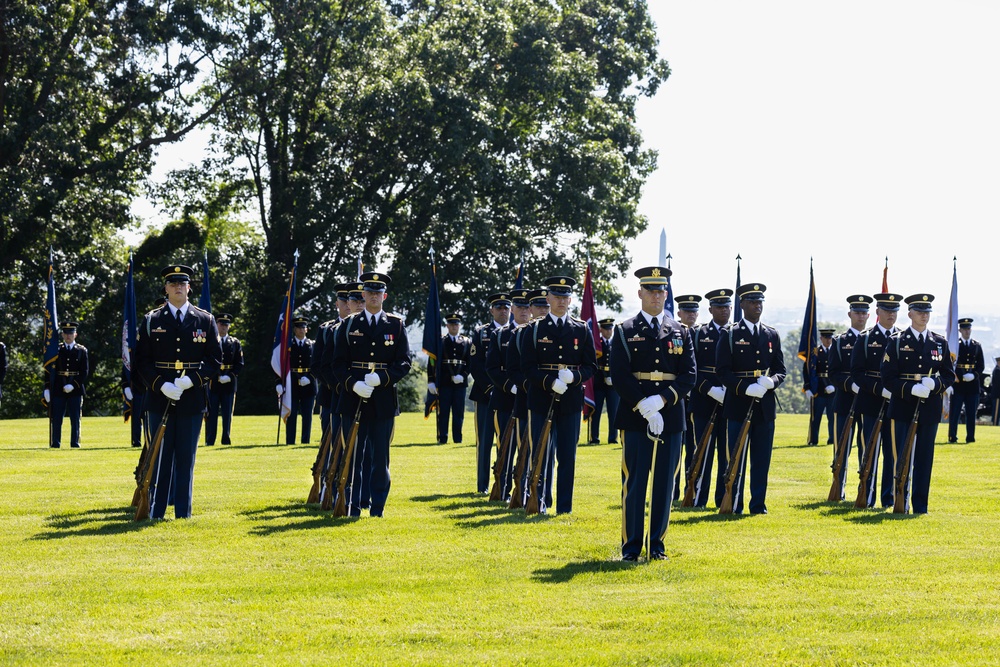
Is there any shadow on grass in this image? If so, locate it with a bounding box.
[410,492,554,527]
[31,505,154,539]
[393,441,445,449]
[224,442,314,451]
[844,510,921,524]
[532,559,643,583]
[241,501,361,535]
[671,510,750,525]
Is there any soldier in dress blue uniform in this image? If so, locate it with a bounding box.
[828,294,872,497]
[331,271,411,517]
[135,265,222,519]
[947,317,985,444]
[589,318,620,445]
[487,290,531,497]
[285,317,316,444]
[992,357,1000,427]
[805,328,837,446]
[312,284,351,450]
[716,283,786,514]
[469,293,511,493]
[881,293,956,514]
[519,276,597,514]
[673,294,700,500]
[611,267,696,561]
[849,293,901,507]
[689,289,731,508]
[45,322,89,448]
[205,314,244,446]
[429,312,471,444]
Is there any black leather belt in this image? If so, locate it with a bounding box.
[154,361,201,370]
[538,364,580,371]
[733,370,766,378]
[56,371,79,376]
[351,362,389,370]
[291,367,310,373]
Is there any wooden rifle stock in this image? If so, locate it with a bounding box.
[508,423,531,510]
[682,403,720,507]
[854,398,888,508]
[333,399,365,517]
[320,426,346,511]
[307,422,335,504]
[828,394,859,502]
[130,441,149,507]
[719,400,755,515]
[134,406,171,521]
[488,415,517,502]
[525,396,558,516]
[893,398,924,514]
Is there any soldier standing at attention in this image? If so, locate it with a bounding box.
[205,314,243,446]
[45,322,89,448]
[829,295,872,495]
[947,317,985,444]
[331,271,411,517]
[805,329,837,446]
[520,276,598,514]
[673,294,701,499]
[881,294,956,514]
[716,284,786,515]
[992,356,1000,426]
[312,284,351,449]
[690,289,731,508]
[469,293,511,493]
[611,267,696,561]
[285,318,315,445]
[588,318,620,445]
[135,265,222,519]
[429,312,471,444]
[487,289,531,498]
[850,293,902,507]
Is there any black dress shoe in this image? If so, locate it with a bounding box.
[50,444,60,448]
[588,439,600,445]
[650,552,668,561]
[70,444,80,448]
[205,443,215,447]
[966,438,976,443]
[948,438,958,444]
[608,440,618,445]
[622,554,638,562]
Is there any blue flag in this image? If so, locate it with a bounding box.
[422,257,443,417]
[271,251,298,421]
[797,261,819,394]
[43,249,60,405]
[122,252,138,421]
[199,251,211,312]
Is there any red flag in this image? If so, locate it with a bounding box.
[579,264,601,420]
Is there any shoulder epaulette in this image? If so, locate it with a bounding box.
[190,304,210,315]
[75,344,88,351]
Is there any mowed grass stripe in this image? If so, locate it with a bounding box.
[2,414,1000,665]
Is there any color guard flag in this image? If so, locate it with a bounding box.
[199,251,211,312]
[43,248,60,406]
[270,251,299,421]
[422,253,443,418]
[580,264,601,421]
[121,252,137,421]
[797,260,819,394]
[945,257,959,362]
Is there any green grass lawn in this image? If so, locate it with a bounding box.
[2,412,999,666]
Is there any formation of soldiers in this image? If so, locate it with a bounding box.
[21,259,1000,556]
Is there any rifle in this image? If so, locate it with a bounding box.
[320,426,346,511]
[719,400,756,515]
[854,398,888,508]
[827,393,859,502]
[893,398,924,514]
[645,426,663,562]
[307,420,335,504]
[507,422,531,510]
[682,403,719,507]
[333,394,367,517]
[525,396,559,516]
[134,371,186,521]
[807,393,815,445]
[488,415,518,501]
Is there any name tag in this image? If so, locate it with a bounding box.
[153,327,167,333]
[538,337,553,344]
[735,339,751,346]
[349,330,365,337]
[627,336,644,342]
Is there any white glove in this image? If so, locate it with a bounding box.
[851,382,860,395]
[298,376,311,386]
[804,389,814,400]
[275,384,284,396]
[218,374,231,384]
[757,375,775,390]
[364,372,381,387]
[551,378,568,395]
[175,375,194,391]
[910,384,930,399]
[124,387,133,400]
[605,377,613,386]
[63,383,74,394]
[646,411,664,436]
[427,382,438,395]
[160,382,183,401]
[452,375,464,384]
[709,386,726,404]
[558,368,574,384]
[881,388,892,400]
[353,381,374,399]
[636,395,665,418]
[510,385,518,395]
[43,389,50,402]
[745,384,766,399]
[963,373,976,382]
[945,386,953,396]
[825,385,836,395]
[921,377,936,390]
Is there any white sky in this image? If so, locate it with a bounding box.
[136,2,1000,324]
[617,1,1000,317]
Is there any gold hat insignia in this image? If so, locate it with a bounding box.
[754,284,760,290]
[651,268,660,277]
[560,278,566,285]
[174,266,181,273]
[923,295,928,301]
[373,274,379,281]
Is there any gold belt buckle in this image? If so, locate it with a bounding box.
[754,370,762,377]
[174,360,183,371]
[557,364,567,370]
[649,371,663,381]
[914,374,923,381]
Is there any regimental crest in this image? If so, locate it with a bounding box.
[651,268,661,278]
